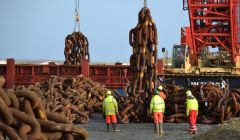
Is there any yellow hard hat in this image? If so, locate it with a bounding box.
[106,90,111,95]
[158,86,163,91]
[186,90,192,96]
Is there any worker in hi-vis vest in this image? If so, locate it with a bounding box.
[186,90,199,134]
[150,89,165,134]
[102,90,120,132]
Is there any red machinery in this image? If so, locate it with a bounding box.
[183,0,240,66]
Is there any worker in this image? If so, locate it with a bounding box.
[186,90,199,134]
[157,86,167,100]
[102,90,120,132]
[176,48,185,59]
[150,89,165,134]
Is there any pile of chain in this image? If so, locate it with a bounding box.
[163,84,186,123]
[159,83,240,124]
[15,75,106,124]
[125,7,158,122]
[64,32,90,65]
[0,76,88,140]
[117,82,240,124]
[190,83,240,124]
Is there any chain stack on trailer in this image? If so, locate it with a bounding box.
[64,0,90,65]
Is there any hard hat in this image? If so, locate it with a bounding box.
[158,86,163,91]
[186,90,192,96]
[106,90,112,95]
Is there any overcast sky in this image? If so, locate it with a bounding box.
[0,0,189,62]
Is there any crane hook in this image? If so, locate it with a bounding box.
[74,0,80,32]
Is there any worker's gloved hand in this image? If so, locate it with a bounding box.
[150,113,153,119]
[116,112,121,120]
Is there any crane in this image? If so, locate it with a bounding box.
[180,0,240,73]
[163,0,240,88]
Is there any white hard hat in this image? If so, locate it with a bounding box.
[186,90,192,96]
[106,90,111,95]
[158,86,163,91]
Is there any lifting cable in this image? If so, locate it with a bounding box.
[200,85,208,107]
[144,0,147,8]
[217,79,229,110]
[74,0,80,32]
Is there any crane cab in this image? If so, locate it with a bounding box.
[166,44,192,74]
[172,45,188,68]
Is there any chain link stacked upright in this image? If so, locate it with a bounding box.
[128,7,158,121]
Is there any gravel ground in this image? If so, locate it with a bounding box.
[81,114,216,140]
[193,118,240,140]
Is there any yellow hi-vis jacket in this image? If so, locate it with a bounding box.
[102,95,118,116]
[186,97,198,116]
[150,95,165,114]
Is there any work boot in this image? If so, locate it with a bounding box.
[189,131,194,134]
[192,130,197,135]
[112,123,120,132]
[154,124,157,132]
[155,123,160,134]
[189,126,193,134]
[160,123,165,134]
[106,124,110,132]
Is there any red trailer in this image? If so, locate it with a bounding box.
[0,59,163,89]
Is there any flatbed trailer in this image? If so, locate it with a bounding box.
[159,74,240,89]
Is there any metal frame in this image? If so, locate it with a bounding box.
[185,0,240,65]
[233,0,240,58]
